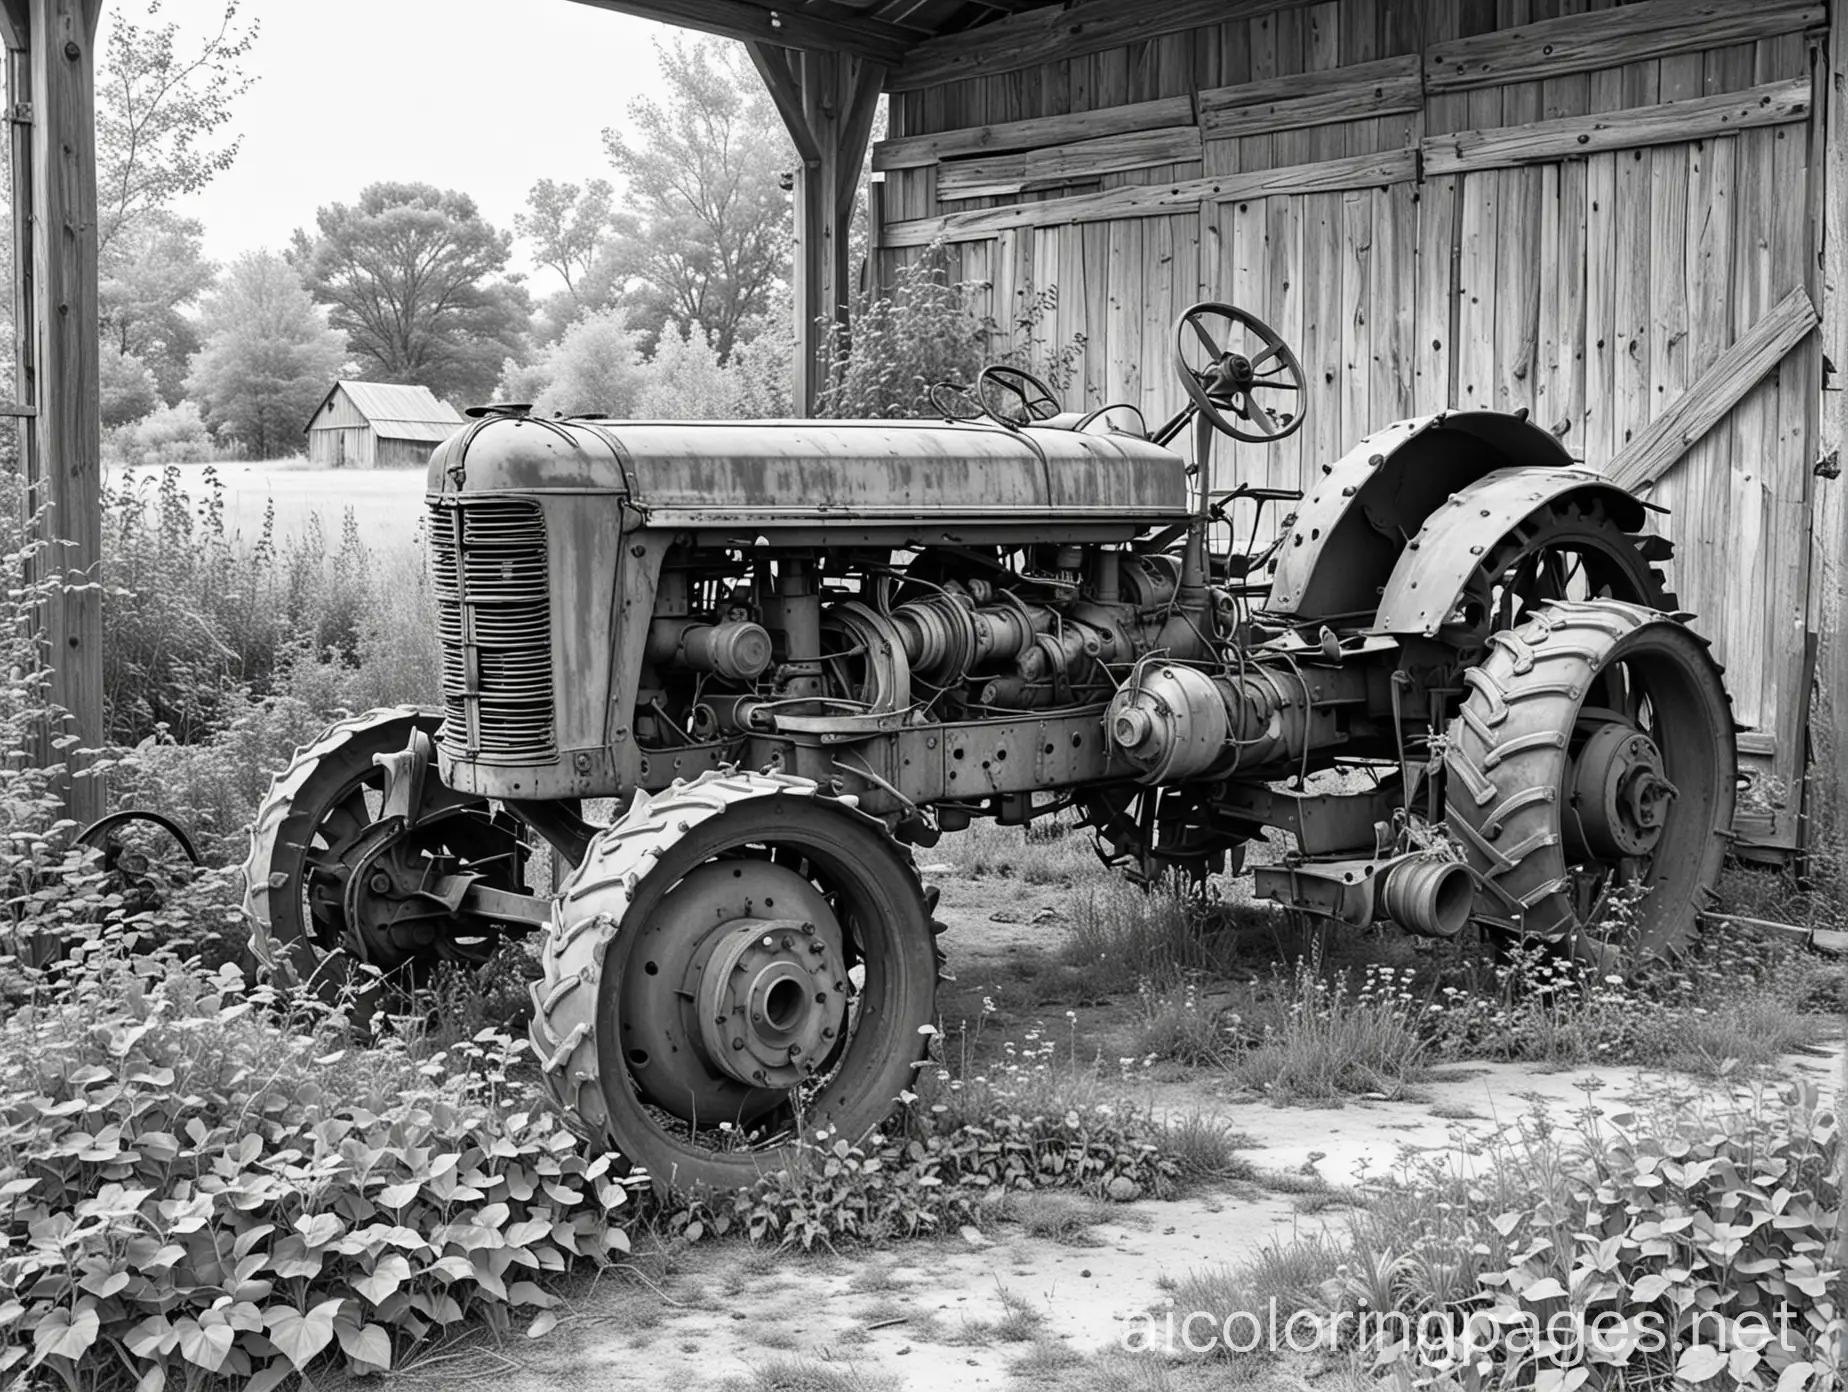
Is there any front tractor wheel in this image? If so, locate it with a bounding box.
[241,707,532,995]
[530,771,939,1193]
[1444,600,1735,965]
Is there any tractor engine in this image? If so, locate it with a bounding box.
[243,307,1736,1195]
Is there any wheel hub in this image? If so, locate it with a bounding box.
[694,917,847,1088]
[1570,723,1678,859]
[620,858,849,1124]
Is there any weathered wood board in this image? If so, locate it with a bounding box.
[872,0,1830,852]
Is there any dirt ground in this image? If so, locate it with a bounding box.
[401,850,1846,1392]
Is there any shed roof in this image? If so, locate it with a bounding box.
[563,0,1074,87]
[306,381,464,441]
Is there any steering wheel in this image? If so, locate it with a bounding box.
[1173,301,1307,443]
[975,364,1062,430]
[929,381,982,420]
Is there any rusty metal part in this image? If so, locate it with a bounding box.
[1212,779,1410,858]
[1269,411,1582,620]
[1173,301,1308,444]
[429,414,1191,530]
[974,363,1062,429]
[1107,664,1229,783]
[819,601,912,712]
[1106,660,1330,784]
[1568,723,1677,861]
[1378,857,1474,938]
[76,809,201,870]
[1253,849,1471,937]
[1372,471,1662,637]
[646,618,775,680]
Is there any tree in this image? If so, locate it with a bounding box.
[101,215,217,404]
[186,251,348,459]
[99,344,159,429]
[87,2,255,402]
[602,38,794,361]
[502,308,645,419]
[291,183,530,405]
[96,0,257,259]
[516,178,623,309]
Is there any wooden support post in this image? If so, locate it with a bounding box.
[749,42,883,415]
[1,0,105,825]
[1815,0,1848,841]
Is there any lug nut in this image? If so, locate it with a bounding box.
[788,1044,802,1058]
[369,873,391,894]
[821,1027,835,1040]
[732,1038,744,1050]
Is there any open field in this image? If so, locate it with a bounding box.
[113,460,429,551]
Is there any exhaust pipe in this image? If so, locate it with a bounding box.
[1379,856,1473,938]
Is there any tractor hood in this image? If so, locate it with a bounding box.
[425,412,1191,528]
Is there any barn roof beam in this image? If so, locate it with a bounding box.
[888,0,1296,92]
[566,0,913,64]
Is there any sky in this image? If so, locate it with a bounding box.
[150,0,679,294]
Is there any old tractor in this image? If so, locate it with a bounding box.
[242,302,1734,1191]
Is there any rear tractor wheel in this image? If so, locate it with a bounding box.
[1444,600,1735,967]
[531,770,940,1193]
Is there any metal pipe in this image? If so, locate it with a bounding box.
[1378,856,1473,938]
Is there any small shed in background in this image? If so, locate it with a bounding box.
[305,381,462,468]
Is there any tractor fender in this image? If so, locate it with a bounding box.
[1371,467,1651,637]
[1268,409,1580,621]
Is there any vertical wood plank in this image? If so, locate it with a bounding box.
[1766,67,1815,841]
[1534,162,1564,435]
[1610,143,1653,457]
[1303,191,1345,475]
[1082,221,1110,407]
[1456,169,1498,410]
[1340,189,1373,442]
[1413,174,1458,415]
[1677,134,1736,639]
[1371,181,1416,428]
[1266,194,1305,498]
[1726,123,1777,730]
[1811,8,1848,838]
[1239,11,1282,174]
[1107,219,1142,404]
[1225,191,1271,492]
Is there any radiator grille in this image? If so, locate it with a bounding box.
[429,498,556,763]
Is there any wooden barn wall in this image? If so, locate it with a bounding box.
[875,0,1832,852]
